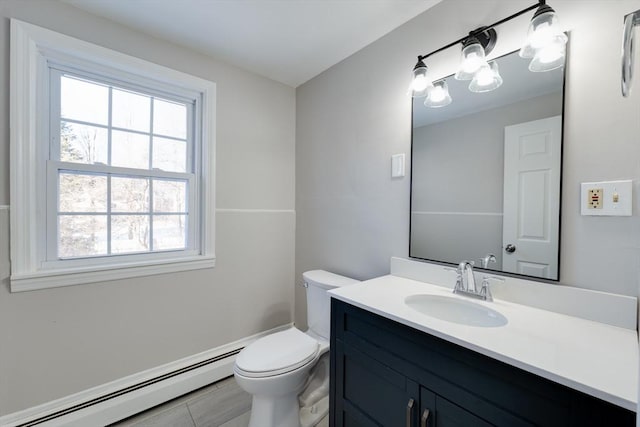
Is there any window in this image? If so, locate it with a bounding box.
[10,20,216,291]
[51,72,193,261]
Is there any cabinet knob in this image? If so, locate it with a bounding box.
[421,409,430,427]
[505,244,516,253]
[406,398,415,427]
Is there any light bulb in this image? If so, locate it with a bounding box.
[529,21,554,50]
[409,60,432,97]
[469,61,503,93]
[520,6,567,60]
[462,52,482,73]
[529,38,566,72]
[455,41,488,81]
[475,65,494,86]
[538,42,563,63]
[429,86,446,103]
[413,75,429,92]
[424,80,452,108]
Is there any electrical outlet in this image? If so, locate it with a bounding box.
[581,180,633,216]
[588,188,603,209]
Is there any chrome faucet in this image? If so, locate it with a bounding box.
[454,260,476,294]
[451,260,503,301]
[480,254,496,269]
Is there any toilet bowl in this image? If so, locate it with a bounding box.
[233,270,358,427]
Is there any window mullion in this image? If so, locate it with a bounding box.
[149,97,154,170]
[149,179,154,252]
[191,99,200,253]
[108,87,113,166]
[149,98,155,252]
[188,174,197,251]
[107,86,113,255]
[187,101,194,173]
[107,175,112,255]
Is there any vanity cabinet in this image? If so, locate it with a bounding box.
[330,299,635,427]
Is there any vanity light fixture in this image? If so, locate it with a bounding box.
[424,80,452,108]
[409,59,432,98]
[454,28,496,81]
[469,61,503,93]
[410,0,565,105]
[519,3,568,72]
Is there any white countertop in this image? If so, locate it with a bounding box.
[329,274,639,411]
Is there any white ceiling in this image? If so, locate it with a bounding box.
[61,0,443,87]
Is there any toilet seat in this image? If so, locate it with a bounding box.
[235,328,320,378]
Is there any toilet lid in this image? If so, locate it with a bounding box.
[235,328,319,377]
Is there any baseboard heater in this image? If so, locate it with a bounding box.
[17,348,241,427]
[2,324,292,427]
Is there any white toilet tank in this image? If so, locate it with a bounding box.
[303,270,359,341]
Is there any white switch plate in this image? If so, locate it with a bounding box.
[580,180,633,216]
[391,153,405,178]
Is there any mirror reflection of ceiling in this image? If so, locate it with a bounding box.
[413,52,564,128]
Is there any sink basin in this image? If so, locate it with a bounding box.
[404,294,508,327]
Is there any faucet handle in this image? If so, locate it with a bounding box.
[479,275,504,302]
[444,267,465,292]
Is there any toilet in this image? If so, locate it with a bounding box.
[233,270,358,427]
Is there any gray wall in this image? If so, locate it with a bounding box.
[296,0,640,328]
[0,0,296,416]
[411,91,563,268]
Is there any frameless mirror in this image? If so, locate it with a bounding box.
[410,49,565,280]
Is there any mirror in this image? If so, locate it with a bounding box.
[410,49,565,280]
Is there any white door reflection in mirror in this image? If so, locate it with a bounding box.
[502,116,561,279]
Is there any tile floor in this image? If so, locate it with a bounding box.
[109,376,329,427]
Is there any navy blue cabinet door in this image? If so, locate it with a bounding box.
[333,340,419,426]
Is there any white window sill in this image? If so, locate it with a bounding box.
[10,255,216,292]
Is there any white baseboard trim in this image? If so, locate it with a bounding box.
[0,323,293,427]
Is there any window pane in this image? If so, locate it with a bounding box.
[111,215,149,254]
[58,215,108,258]
[153,99,187,139]
[112,130,150,169]
[111,177,149,212]
[61,76,108,125]
[153,180,187,213]
[153,215,187,251]
[112,88,151,132]
[152,137,187,172]
[60,121,108,164]
[59,173,107,212]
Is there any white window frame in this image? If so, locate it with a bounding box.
[10,20,216,292]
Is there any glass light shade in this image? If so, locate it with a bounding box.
[409,63,432,97]
[520,10,568,59]
[455,42,488,81]
[424,81,452,108]
[469,61,503,93]
[528,38,566,72]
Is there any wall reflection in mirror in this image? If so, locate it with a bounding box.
[410,49,565,280]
